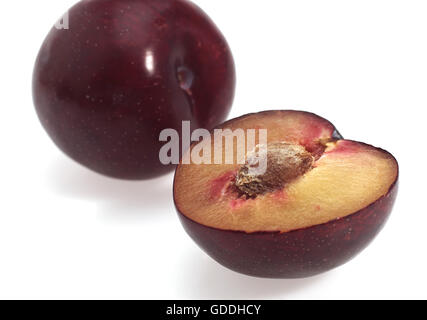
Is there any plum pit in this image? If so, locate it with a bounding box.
[235,142,314,198]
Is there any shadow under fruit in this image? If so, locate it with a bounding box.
[33,0,235,179]
[174,110,399,278]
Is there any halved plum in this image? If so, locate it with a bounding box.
[174,110,398,278]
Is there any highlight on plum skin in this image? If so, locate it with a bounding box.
[173,110,399,278]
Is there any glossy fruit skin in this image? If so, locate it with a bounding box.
[176,178,398,279]
[33,0,235,179]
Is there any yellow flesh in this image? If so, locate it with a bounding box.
[174,113,398,233]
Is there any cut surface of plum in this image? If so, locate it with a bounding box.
[175,110,397,233]
[174,110,398,278]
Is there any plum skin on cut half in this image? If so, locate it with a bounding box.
[174,110,399,278]
[33,0,235,180]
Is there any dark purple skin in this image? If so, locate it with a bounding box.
[33,0,235,179]
[176,170,398,279]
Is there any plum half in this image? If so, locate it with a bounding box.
[174,110,398,278]
[33,0,235,179]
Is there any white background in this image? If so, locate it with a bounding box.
[0,0,425,299]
